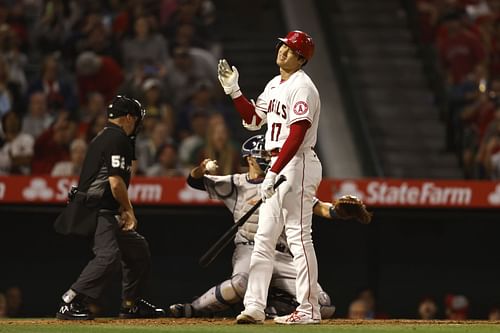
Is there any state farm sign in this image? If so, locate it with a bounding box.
[319,179,499,208]
[364,181,472,206]
[0,176,498,208]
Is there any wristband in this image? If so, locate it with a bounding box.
[329,205,338,219]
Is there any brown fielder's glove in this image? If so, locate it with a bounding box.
[332,195,373,224]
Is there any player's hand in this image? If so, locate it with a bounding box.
[120,210,137,231]
[218,59,240,97]
[261,171,278,201]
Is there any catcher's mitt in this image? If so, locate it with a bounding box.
[332,195,372,224]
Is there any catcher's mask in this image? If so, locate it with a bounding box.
[241,135,270,171]
[107,95,146,135]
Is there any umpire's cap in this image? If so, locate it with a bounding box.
[107,95,146,120]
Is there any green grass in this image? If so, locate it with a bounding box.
[1,320,499,333]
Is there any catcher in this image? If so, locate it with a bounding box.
[169,135,371,319]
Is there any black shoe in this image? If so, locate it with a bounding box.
[168,303,193,318]
[119,299,166,318]
[56,301,94,320]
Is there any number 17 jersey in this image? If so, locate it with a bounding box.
[254,69,321,152]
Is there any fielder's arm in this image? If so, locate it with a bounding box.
[313,199,334,219]
[187,159,213,190]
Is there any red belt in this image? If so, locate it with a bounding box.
[269,148,281,157]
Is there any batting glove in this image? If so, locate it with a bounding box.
[218,59,241,98]
[261,171,278,201]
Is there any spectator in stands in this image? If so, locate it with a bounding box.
[145,142,185,177]
[0,55,22,118]
[195,117,240,175]
[418,297,438,320]
[482,119,500,178]
[122,15,169,74]
[0,111,34,175]
[76,92,106,136]
[489,306,500,320]
[178,110,208,168]
[84,112,107,143]
[75,12,119,59]
[356,287,389,319]
[348,299,368,319]
[0,23,28,94]
[0,292,6,318]
[416,0,440,44]
[31,112,76,174]
[436,11,486,85]
[460,78,500,177]
[178,80,218,139]
[28,54,77,113]
[141,78,170,119]
[31,0,71,54]
[489,19,500,78]
[75,51,124,104]
[51,138,87,176]
[444,294,469,320]
[136,122,171,174]
[476,106,500,177]
[163,0,218,53]
[22,92,53,139]
[5,286,23,317]
[163,46,217,108]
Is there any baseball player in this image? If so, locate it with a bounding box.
[168,135,336,319]
[218,30,323,324]
[54,96,164,320]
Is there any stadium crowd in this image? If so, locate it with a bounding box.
[416,0,500,179]
[0,0,243,178]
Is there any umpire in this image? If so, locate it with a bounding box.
[55,95,164,320]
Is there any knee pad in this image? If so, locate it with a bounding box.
[228,273,248,300]
[319,291,331,306]
[215,273,248,305]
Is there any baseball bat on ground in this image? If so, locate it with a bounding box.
[199,175,286,268]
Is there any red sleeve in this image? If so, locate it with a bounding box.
[233,95,262,124]
[270,120,310,173]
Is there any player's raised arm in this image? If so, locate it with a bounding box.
[218,59,264,130]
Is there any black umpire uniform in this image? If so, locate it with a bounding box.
[55,96,164,320]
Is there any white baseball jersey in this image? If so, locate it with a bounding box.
[254,69,320,151]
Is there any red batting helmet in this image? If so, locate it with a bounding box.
[277,30,315,61]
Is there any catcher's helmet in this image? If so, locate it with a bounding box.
[107,95,146,120]
[241,135,270,171]
[277,30,314,61]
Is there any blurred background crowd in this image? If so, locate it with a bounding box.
[2,0,500,179]
[0,0,243,178]
[417,0,500,178]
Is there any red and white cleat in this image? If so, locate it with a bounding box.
[274,311,320,325]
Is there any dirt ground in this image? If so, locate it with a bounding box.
[1,318,500,326]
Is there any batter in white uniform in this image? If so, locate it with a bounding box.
[218,30,323,324]
[168,135,336,319]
